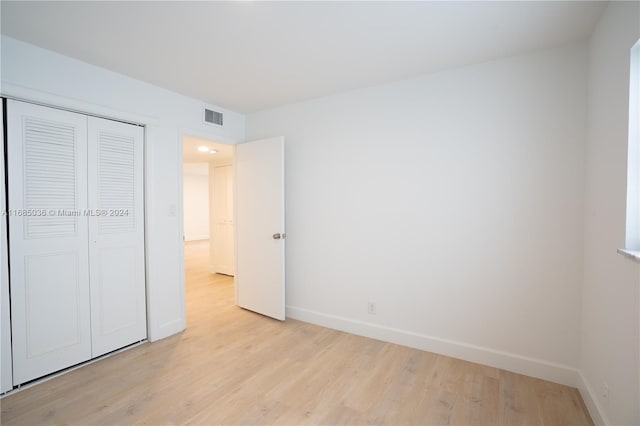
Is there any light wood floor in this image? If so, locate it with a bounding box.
[1,240,593,425]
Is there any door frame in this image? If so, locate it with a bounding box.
[0,100,13,393]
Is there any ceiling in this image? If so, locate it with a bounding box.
[1,1,607,113]
[183,135,234,163]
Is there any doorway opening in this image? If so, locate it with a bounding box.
[180,135,286,323]
[181,134,235,326]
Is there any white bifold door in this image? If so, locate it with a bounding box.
[7,100,146,385]
[87,116,146,357]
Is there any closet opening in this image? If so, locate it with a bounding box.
[3,99,147,387]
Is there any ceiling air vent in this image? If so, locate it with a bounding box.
[204,108,223,126]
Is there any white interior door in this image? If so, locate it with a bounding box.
[1,101,13,393]
[235,137,285,321]
[210,163,234,275]
[88,116,146,357]
[8,100,91,384]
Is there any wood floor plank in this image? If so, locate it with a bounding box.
[0,240,593,425]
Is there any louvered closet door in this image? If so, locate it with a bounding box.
[7,100,91,384]
[88,117,146,357]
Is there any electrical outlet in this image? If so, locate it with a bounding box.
[368,302,376,315]
[602,383,609,401]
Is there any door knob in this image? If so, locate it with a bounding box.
[273,233,281,239]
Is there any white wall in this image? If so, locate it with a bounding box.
[248,43,588,385]
[580,2,640,425]
[183,163,210,241]
[1,36,245,342]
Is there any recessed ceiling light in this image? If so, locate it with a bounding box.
[209,149,218,154]
[197,146,209,152]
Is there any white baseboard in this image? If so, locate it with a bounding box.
[184,235,209,242]
[577,372,610,426]
[286,305,579,388]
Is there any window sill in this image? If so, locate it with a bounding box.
[617,248,640,263]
